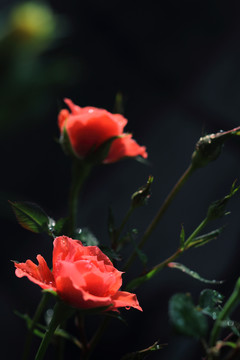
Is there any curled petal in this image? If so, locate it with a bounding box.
[104,134,148,163]
[15,255,55,290]
[111,291,143,311]
[53,236,83,266]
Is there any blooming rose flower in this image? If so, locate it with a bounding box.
[58,98,148,163]
[14,236,142,312]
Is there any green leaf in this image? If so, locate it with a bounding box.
[74,227,99,246]
[120,340,166,360]
[9,201,51,234]
[169,293,208,339]
[168,262,224,284]
[207,181,239,221]
[179,225,185,247]
[186,228,224,249]
[199,289,224,319]
[15,311,82,347]
[52,217,69,236]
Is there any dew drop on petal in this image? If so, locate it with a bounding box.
[125,306,131,310]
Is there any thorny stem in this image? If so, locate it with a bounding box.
[124,164,195,270]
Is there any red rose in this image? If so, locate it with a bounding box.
[14,236,142,312]
[58,98,148,163]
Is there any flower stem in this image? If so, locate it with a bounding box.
[22,292,50,360]
[117,206,134,237]
[209,277,240,349]
[68,160,92,237]
[85,317,111,360]
[124,163,195,270]
[35,301,73,360]
[125,213,210,291]
[183,217,209,249]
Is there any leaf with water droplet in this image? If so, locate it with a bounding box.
[74,227,99,246]
[169,293,208,339]
[52,217,69,237]
[199,289,224,319]
[9,201,52,234]
[168,262,224,284]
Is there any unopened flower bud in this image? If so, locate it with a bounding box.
[131,176,153,208]
[191,126,240,169]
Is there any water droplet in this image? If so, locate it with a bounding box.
[45,308,54,326]
[88,109,94,113]
[125,306,130,310]
[212,312,217,320]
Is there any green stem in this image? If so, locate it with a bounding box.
[124,163,195,270]
[125,213,210,291]
[22,292,50,360]
[209,277,240,348]
[85,317,111,360]
[35,301,73,360]
[68,160,92,237]
[117,206,134,237]
[184,217,209,248]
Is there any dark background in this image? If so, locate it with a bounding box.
[2,0,240,359]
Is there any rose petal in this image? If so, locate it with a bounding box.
[53,236,83,265]
[58,109,69,131]
[104,134,148,163]
[15,255,55,290]
[111,291,143,311]
[55,274,113,309]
